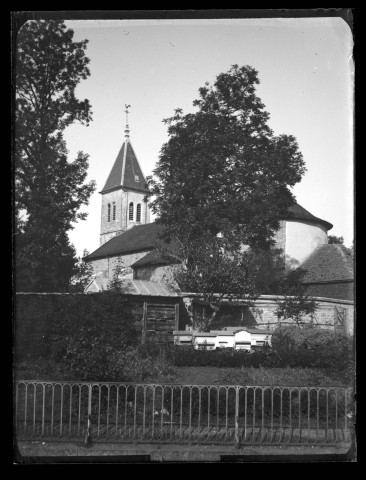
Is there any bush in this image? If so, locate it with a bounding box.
[271,325,354,372]
[168,326,354,378]
[56,336,177,383]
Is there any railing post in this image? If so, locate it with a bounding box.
[235,387,240,449]
[142,301,147,343]
[85,384,92,446]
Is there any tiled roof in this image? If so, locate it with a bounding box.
[284,203,333,231]
[85,277,180,296]
[100,139,149,194]
[131,249,179,268]
[84,223,165,260]
[299,244,354,283]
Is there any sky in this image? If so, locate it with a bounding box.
[60,16,354,257]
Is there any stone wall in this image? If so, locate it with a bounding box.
[100,189,124,245]
[90,251,151,278]
[186,295,354,337]
[303,282,354,302]
[133,265,174,282]
[100,189,150,246]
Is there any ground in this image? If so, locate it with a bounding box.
[15,441,354,462]
[15,361,350,387]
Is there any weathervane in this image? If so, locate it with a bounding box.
[124,104,131,138]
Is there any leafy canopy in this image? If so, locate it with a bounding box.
[147,65,306,320]
[147,65,306,252]
[15,20,96,291]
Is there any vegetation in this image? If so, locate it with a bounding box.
[328,235,344,244]
[107,258,128,292]
[147,64,306,251]
[147,65,307,328]
[69,249,94,292]
[15,20,95,292]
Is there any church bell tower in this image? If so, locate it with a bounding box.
[99,106,150,246]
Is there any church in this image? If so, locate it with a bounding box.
[84,120,353,301]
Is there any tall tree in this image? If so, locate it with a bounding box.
[14,20,96,291]
[147,65,307,327]
[148,65,306,253]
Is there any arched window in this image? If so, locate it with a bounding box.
[136,203,141,222]
[107,203,111,222]
[112,202,116,221]
[129,202,134,221]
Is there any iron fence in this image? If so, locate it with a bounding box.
[15,380,353,446]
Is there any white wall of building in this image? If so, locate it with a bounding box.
[285,220,328,266]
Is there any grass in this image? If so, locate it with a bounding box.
[14,359,352,387]
[170,365,350,386]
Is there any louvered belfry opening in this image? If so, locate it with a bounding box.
[129,202,134,221]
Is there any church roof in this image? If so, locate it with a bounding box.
[299,244,354,283]
[100,139,149,194]
[84,222,166,261]
[284,203,333,231]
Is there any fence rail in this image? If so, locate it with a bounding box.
[15,380,353,446]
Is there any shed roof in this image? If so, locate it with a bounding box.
[85,277,180,296]
[299,244,354,283]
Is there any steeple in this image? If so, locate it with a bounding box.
[99,106,150,245]
[100,105,149,194]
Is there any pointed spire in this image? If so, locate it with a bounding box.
[100,106,149,194]
[124,104,131,139]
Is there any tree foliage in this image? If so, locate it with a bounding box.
[146,65,306,327]
[108,258,129,292]
[147,65,306,252]
[14,20,96,291]
[328,235,344,245]
[70,249,94,292]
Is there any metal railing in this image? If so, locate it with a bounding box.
[15,380,353,446]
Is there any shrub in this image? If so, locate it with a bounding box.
[58,336,177,383]
[271,325,354,372]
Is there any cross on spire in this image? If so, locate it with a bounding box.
[124,104,131,139]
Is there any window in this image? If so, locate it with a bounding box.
[135,175,140,182]
[136,203,141,222]
[129,202,134,221]
[112,202,116,220]
[107,203,111,222]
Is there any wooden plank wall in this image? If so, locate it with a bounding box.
[142,302,179,342]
